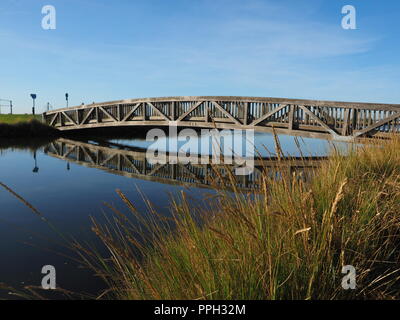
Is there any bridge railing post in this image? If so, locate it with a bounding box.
[117,104,122,121]
[288,105,295,130]
[243,102,249,125]
[342,108,351,136]
[95,107,100,123]
[351,109,358,133]
[171,101,175,121]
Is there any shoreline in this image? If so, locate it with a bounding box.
[0,119,60,139]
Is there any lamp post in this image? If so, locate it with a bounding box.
[30,94,37,115]
[32,151,39,173]
[65,93,69,108]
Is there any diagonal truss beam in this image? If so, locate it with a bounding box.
[177,101,204,121]
[122,103,142,121]
[62,112,78,125]
[49,113,59,126]
[180,164,202,182]
[211,101,241,125]
[80,108,95,125]
[354,112,400,137]
[299,105,338,136]
[121,154,141,174]
[63,145,76,158]
[100,153,118,166]
[250,104,288,126]
[81,147,96,164]
[147,163,166,176]
[99,106,118,122]
[146,102,171,121]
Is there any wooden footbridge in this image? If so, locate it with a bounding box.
[43,96,400,141]
[44,138,325,190]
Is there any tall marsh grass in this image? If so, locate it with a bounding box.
[1,135,399,299]
[73,137,400,300]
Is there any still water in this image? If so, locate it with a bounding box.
[0,132,338,298]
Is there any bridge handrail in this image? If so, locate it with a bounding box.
[44,96,400,115]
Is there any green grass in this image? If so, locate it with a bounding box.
[0,114,41,124]
[0,119,58,138]
[73,136,400,300]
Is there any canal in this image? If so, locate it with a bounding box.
[0,132,341,298]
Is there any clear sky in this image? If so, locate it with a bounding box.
[0,0,399,114]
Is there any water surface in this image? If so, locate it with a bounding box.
[0,132,339,298]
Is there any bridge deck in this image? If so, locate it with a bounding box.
[43,96,400,141]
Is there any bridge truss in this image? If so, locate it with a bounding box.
[43,96,400,141]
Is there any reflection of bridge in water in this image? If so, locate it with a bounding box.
[44,138,326,190]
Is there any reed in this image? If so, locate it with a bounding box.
[73,136,400,300]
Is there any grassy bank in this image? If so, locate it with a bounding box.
[0,119,59,138]
[73,136,400,300]
[0,114,41,124]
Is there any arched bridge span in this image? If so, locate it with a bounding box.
[43,96,400,141]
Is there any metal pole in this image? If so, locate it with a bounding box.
[10,100,12,115]
[30,94,37,115]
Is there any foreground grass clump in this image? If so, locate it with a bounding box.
[0,119,59,138]
[77,138,400,300]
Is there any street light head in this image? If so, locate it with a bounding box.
[65,93,69,99]
[30,94,37,100]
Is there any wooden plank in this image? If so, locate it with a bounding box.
[342,108,351,136]
[117,104,122,121]
[243,102,249,125]
[95,107,100,123]
[288,105,295,130]
[171,101,175,120]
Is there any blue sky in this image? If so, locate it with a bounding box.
[0,0,399,113]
